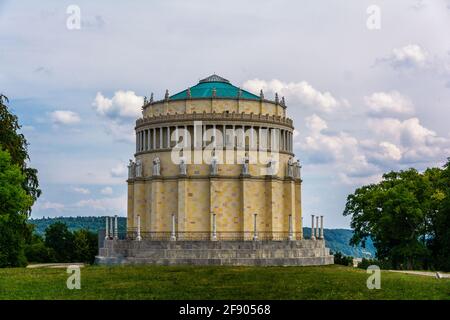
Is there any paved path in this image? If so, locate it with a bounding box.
[388,270,450,278]
[26,263,85,269]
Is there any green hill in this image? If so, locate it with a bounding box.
[28,216,375,258]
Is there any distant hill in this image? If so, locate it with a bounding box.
[28,217,376,258]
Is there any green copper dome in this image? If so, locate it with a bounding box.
[170,74,260,100]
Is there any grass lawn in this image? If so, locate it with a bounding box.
[0,264,449,300]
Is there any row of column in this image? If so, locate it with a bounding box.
[310,214,324,240]
[104,216,119,240]
[136,125,294,153]
[131,213,305,241]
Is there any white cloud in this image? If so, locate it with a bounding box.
[92,90,140,143]
[305,114,328,133]
[388,44,428,68]
[50,110,80,125]
[104,121,135,143]
[296,115,424,185]
[243,79,341,112]
[110,162,127,178]
[369,117,436,146]
[368,117,449,163]
[72,187,90,195]
[75,194,127,213]
[378,142,402,161]
[100,186,113,195]
[364,91,414,116]
[299,115,361,164]
[35,200,66,211]
[93,90,143,119]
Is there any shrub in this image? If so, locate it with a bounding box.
[333,251,353,266]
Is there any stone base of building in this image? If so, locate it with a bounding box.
[95,239,334,266]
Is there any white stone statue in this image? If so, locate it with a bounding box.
[210,153,218,175]
[242,154,249,175]
[179,156,187,175]
[153,157,161,176]
[128,159,135,179]
[295,160,301,179]
[135,159,142,178]
[287,157,294,178]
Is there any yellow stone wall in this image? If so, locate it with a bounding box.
[186,180,211,231]
[128,150,301,235]
[144,99,286,118]
[128,97,300,239]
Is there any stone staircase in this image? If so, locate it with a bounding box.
[96,239,334,266]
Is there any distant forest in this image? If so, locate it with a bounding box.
[28,217,375,258]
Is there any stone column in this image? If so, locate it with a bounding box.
[153,128,156,149]
[311,214,316,240]
[320,215,324,239]
[166,127,170,148]
[286,131,289,152]
[250,126,254,149]
[136,133,138,153]
[316,216,319,240]
[144,130,147,151]
[286,131,288,151]
[285,130,287,151]
[253,213,258,241]
[136,215,142,241]
[202,124,206,148]
[114,215,118,240]
[171,213,177,241]
[222,125,226,147]
[213,125,217,148]
[137,131,140,152]
[258,127,264,150]
[105,216,109,240]
[288,214,294,241]
[110,217,114,240]
[211,212,217,241]
[160,127,163,149]
[184,125,188,148]
[148,129,151,150]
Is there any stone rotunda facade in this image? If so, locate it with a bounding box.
[96,75,333,266]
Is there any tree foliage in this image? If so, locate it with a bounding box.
[332,251,354,267]
[344,160,450,270]
[0,94,41,209]
[73,229,98,264]
[0,149,33,267]
[44,222,76,262]
[36,222,98,264]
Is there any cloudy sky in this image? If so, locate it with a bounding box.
[1,0,450,228]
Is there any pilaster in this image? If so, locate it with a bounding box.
[241,177,253,240]
[295,180,303,239]
[127,182,134,230]
[151,178,163,232]
[133,181,146,232]
[209,177,220,232]
[177,177,188,234]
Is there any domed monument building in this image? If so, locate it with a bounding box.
[97,75,333,266]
